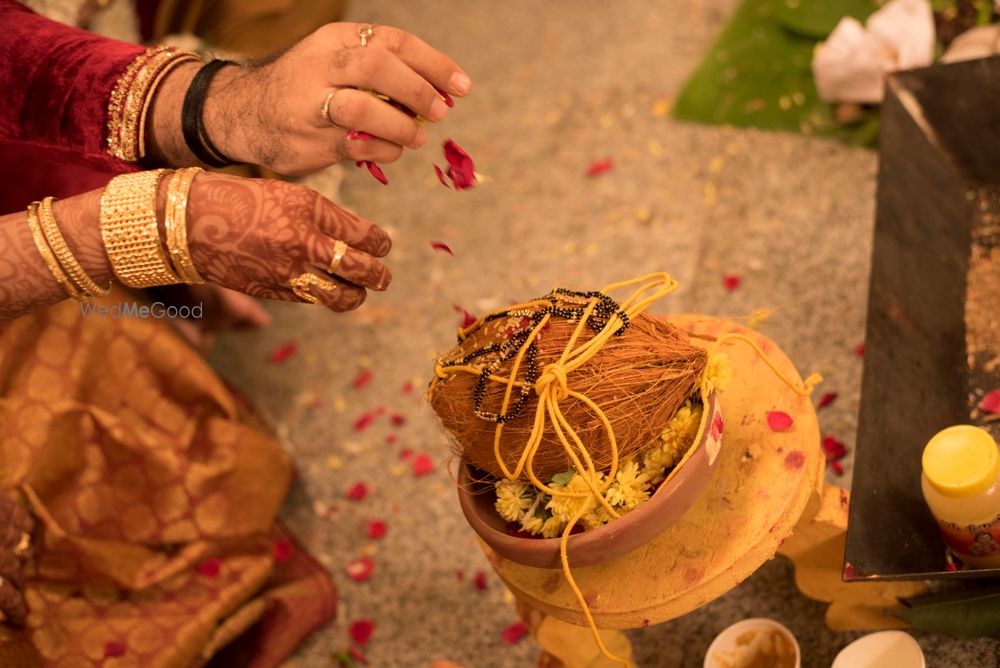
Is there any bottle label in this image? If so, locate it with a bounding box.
[938,511,1000,557]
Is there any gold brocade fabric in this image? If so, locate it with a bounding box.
[0,291,331,667]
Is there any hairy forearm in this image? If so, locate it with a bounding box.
[0,190,108,324]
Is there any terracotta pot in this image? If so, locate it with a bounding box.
[457,392,723,569]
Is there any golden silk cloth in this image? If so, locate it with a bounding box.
[0,291,335,667]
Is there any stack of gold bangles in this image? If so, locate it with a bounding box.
[26,198,112,301]
[98,168,205,289]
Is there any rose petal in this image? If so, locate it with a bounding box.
[452,304,477,328]
[356,160,388,185]
[390,413,406,427]
[433,164,451,189]
[349,619,375,646]
[367,519,387,540]
[345,556,375,582]
[473,570,488,591]
[346,482,369,501]
[979,389,1000,414]
[411,453,434,477]
[586,158,614,177]
[854,343,865,358]
[501,621,529,645]
[197,559,221,577]
[273,539,294,564]
[400,448,413,460]
[443,139,477,190]
[385,433,398,444]
[817,392,838,409]
[353,411,379,431]
[430,241,454,255]
[456,569,465,581]
[387,98,417,117]
[766,411,794,432]
[435,87,455,108]
[269,341,298,364]
[402,381,415,395]
[353,369,373,389]
[347,130,377,141]
[104,641,126,658]
[723,274,741,291]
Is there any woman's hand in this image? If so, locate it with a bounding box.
[186,172,392,311]
[203,23,471,176]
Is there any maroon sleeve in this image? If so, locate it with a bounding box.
[0,0,146,172]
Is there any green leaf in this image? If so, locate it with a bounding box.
[893,586,1000,639]
[773,0,879,39]
[551,470,575,486]
[672,0,882,147]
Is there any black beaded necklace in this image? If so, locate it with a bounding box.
[442,289,631,424]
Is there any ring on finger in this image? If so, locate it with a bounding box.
[328,239,348,275]
[359,24,375,48]
[320,89,340,126]
[290,272,338,304]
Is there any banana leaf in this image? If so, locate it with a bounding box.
[672,0,881,147]
[893,584,1000,639]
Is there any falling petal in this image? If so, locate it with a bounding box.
[443,140,477,189]
[353,369,373,389]
[269,341,298,364]
[385,433,398,444]
[411,453,434,477]
[430,241,454,255]
[400,448,413,460]
[347,130,377,140]
[766,411,794,432]
[473,570,488,591]
[979,390,1000,414]
[854,343,865,358]
[367,519,387,540]
[501,621,529,645]
[433,164,451,188]
[346,482,369,501]
[586,158,614,177]
[349,619,375,646]
[817,392,838,409]
[402,381,415,395]
[390,413,406,427]
[723,274,742,291]
[452,304,477,328]
[356,160,388,185]
[353,411,379,431]
[345,556,375,582]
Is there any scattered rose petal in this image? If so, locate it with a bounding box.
[433,164,450,189]
[817,392,838,409]
[854,343,865,358]
[723,274,742,291]
[345,556,375,582]
[352,369,373,389]
[367,519,387,540]
[346,482,369,501]
[400,448,413,460]
[411,453,434,477]
[356,160,388,185]
[979,389,1000,414]
[104,641,126,658]
[387,98,417,117]
[273,539,294,564]
[443,139,477,189]
[430,241,454,256]
[501,621,529,645]
[353,411,379,431]
[349,648,368,665]
[269,341,298,364]
[456,569,465,581]
[197,559,221,577]
[585,158,614,177]
[473,570,488,591]
[386,433,398,444]
[452,304,477,328]
[390,413,406,427]
[349,619,375,646]
[767,411,794,432]
[435,87,455,108]
[347,130,377,141]
[822,435,848,476]
[402,381,414,395]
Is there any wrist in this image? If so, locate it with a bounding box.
[51,190,113,288]
[200,63,257,166]
[146,60,202,167]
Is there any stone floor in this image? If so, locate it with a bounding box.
[205,1,1000,666]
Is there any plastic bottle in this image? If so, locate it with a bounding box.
[921,425,1000,568]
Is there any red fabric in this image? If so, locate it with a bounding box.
[0,0,145,210]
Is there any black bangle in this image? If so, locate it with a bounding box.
[181,60,237,167]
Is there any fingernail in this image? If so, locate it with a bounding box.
[413,125,428,148]
[449,71,472,95]
[429,97,448,121]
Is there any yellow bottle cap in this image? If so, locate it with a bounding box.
[922,426,1000,498]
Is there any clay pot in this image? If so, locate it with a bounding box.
[457,392,723,569]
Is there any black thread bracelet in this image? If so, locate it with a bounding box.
[181,60,237,168]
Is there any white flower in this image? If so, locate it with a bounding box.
[813,0,935,104]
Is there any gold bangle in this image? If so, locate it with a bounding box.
[163,167,205,284]
[26,202,84,301]
[37,197,111,299]
[107,47,201,162]
[100,170,184,288]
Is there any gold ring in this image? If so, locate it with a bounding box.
[289,272,338,305]
[12,531,30,556]
[320,90,338,126]
[328,239,348,275]
[359,24,375,48]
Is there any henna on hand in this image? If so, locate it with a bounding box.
[186,173,392,311]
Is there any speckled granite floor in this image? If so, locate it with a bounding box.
[205,1,1000,666]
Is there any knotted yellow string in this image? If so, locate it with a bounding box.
[434,273,821,667]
